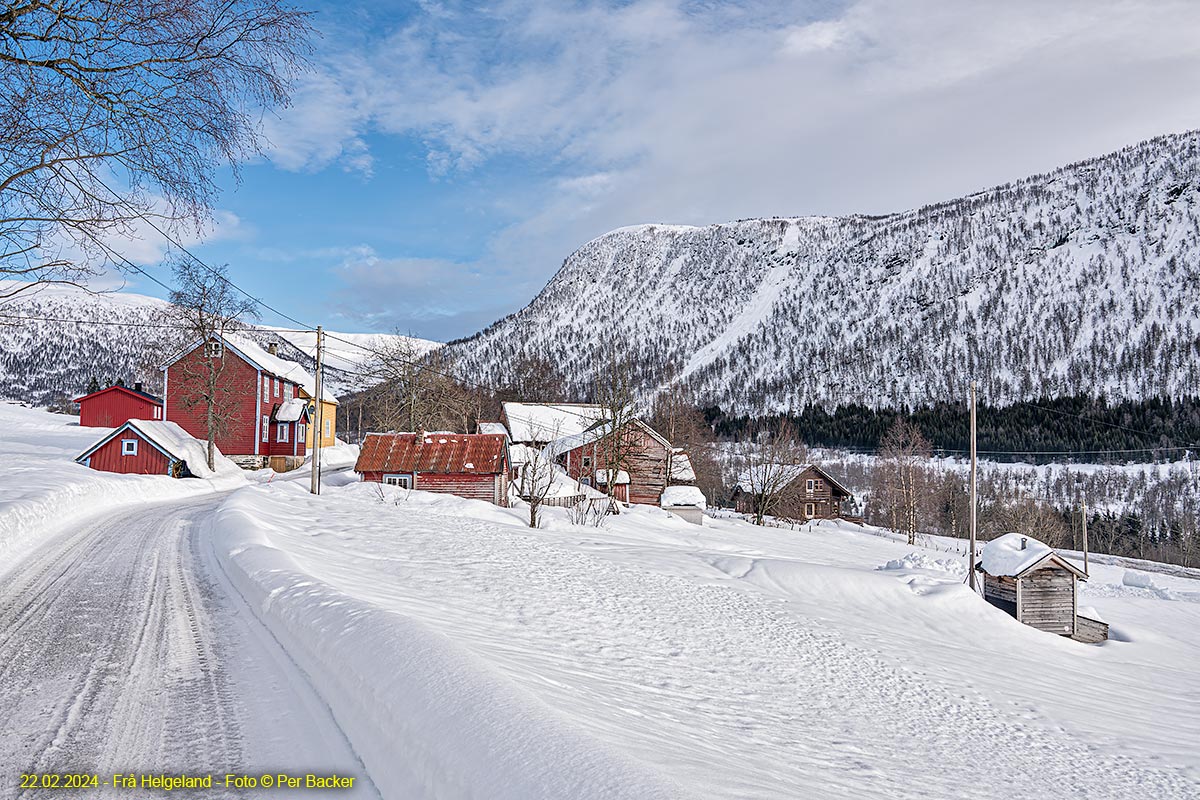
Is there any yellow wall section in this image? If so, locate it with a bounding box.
[297,389,338,449]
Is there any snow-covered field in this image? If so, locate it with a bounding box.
[214,479,1200,799]
[2,402,1197,798]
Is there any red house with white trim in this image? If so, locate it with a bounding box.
[162,334,314,471]
[74,383,163,427]
[354,432,511,506]
[75,419,221,477]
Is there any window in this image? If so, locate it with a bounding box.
[274,378,280,397]
[204,341,222,358]
[261,415,269,443]
[804,502,815,518]
[806,479,815,493]
[324,418,332,437]
[284,384,293,400]
[262,376,270,402]
[581,455,592,468]
[153,406,161,419]
[383,474,412,489]
[297,423,305,442]
[277,423,289,443]
[121,439,138,456]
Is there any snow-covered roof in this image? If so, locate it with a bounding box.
[595,469,630,485]
[544,417,672,459]
[76,419,238,479]
[979,533,1087,579]
[670,449,696,482]
[734,462,851,496]
[478,421,509,437]
[226,334,339,405]
[274,398,308,422]
[661,484,707,509]
[502,402,607,443]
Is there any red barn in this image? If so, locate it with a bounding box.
[163,334,317,471]
[355,432,511,506]
[546,418,674,506]
[74,383,163,427]
[75,419,216,477]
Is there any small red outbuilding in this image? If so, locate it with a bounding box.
[74,383,163,427]
[355,432,511,506]
[75,419,213,477]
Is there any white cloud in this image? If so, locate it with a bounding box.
[265,0,1200,334]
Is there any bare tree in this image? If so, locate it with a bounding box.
[0,0,312,295]
[592,349,641,504]
[877,420,933,545]
[732,420,809,526]
[163,259,258,469]
[360,338,471,433]
[516,446,560,529]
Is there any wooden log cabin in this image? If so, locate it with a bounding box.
[976,533,1108,643]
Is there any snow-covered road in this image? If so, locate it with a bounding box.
[0,494,378,798]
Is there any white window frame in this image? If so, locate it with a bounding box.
[804,502,816,518]
[382,474,412,489]
[261,415,269,443]
[277,423,289,443]
[121,438,138,456]
[262,376,270,403]
[204,341,223,358]
[274,378,280,397]
[581,455,592,468]
[324,418,332,437]
[806,479,815,493]
[153,406,161,419]
[284,384,293,400]
[297,423,306,442]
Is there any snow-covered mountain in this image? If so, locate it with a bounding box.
[447,132,1200,414]
[0,282,439,404]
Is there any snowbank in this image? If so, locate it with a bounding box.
[0,404,246,579]
[214,484,690,800]
[877,552,967,577]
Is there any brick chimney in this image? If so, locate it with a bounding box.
[267,341,278,356]
[134,382,143,393]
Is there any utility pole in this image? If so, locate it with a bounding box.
[1081,500,1090,575]
[310,325,324,495]
[968,381,978,590]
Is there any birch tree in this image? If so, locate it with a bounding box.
[0,0,312,296]
[877,419,932,545]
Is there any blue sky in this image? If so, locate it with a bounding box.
[107,0,1200,341]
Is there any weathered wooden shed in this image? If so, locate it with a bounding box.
[977,533,1107,643]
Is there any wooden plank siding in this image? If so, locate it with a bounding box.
[1018,570,1077,635]
[83,433,171,475]
[77,388,161,428]
[560,423,671,506]
[165,345,262,457]
[361,471,508,506]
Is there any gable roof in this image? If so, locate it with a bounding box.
[272,398,310,422]
[162,333,339,404]
[73,384,162,405]
[734,463,852,497]
[501,402,607,443]
[355,432,509,475]
[74,419,233,478]
[544,418,672,459]
[979,532,1088,579]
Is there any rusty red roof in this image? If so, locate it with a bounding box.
[355,433,509,475]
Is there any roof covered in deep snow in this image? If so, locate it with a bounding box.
[979,532,1087,579]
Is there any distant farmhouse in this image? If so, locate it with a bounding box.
[730,463,854,522]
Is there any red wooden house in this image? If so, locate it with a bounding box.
[354,432,511,506]
[162,334,315,471]
[546,418,674,506]
[74,383,163,427]
[75,419,217,478]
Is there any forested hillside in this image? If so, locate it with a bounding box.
[447,132,1200,414]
